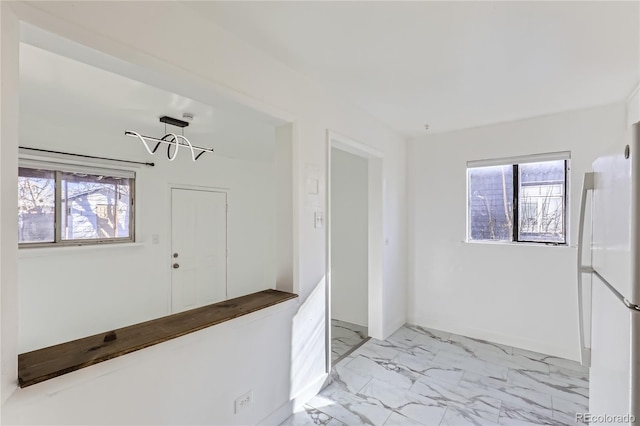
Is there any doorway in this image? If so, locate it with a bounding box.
[330,148,369,363]
[171,188,227,313]
[327,131,384,369]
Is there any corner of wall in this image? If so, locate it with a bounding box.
[1,1,20,406]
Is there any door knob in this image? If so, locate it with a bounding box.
[173,263,180,269]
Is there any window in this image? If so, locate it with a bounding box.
[467,153,569,244]
[19,162,134,247]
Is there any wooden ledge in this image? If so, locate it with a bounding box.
[18,289,298,387]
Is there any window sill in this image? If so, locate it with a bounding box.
[462,240,575,248]
[18,289,298,387]
[18,242,146,258]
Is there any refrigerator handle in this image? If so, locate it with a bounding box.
[577,172,594,367]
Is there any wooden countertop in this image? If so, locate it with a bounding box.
[18,289,298,387]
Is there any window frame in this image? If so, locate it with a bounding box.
[466,153,570,246]
[18,161,136,248]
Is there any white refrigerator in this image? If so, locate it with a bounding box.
[578,121,640,425]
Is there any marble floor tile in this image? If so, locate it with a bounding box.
[410,332,474,358]
[344,355,420,390]
[383,412,425,425]
[281,323,590,426]
[351,338,405,362]
[510,347,549,361]
[328,363,372,394]
[309,383,393,426]
[471,338,513,357]
[432,350,510,381]
[332,319,368,363]
[395,403,447,426]
[385,336,443,360]
[405,324,451,341]
[387,326,419,345]
[497,400,570,426]
[540,356,587,374]
[548,365,589,382]
[459,372,552,414]
[392,351,464,385]
[507,370,588,407]
[552,396,588,424]
[448,334,513,356]
[472,346,550,374]
[410,375,502,423]
[512,348,588,378]
[280,406,346,426]
[358,378,444,415]
[441,406,500,426]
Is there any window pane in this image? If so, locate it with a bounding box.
[61,173,131,241]
[468,165,514,241]
[18,168,55,243]
[518,160,565,243]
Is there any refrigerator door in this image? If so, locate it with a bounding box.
[592,123,640,306]
[590,273,637,423]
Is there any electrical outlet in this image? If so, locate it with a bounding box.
[235,390,253,414]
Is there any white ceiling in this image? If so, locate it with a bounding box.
[19,43,278,162]
[185,1,640,137]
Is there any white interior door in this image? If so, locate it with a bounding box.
[171,188,227,313]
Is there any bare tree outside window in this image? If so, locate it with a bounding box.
[18,168,55,243]
[468,165,513,241]
[18,166,134,247]
[518,160,565,243]
[468,158,567,244]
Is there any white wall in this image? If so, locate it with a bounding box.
[629,85,640,125]
[331,148,368,327]
[407,102,627,360]
[1,1,407,423]
[18,108,277,352]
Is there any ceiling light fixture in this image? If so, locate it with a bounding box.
[125,115,214,162]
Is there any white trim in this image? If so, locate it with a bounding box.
[19,157,136,179]
[18,242,145,258]
[19,148,147,170]
[462,240,574,248]
[330,131,384,159]
[467,151,571,168]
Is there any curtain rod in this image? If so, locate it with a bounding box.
[19,147,155,167]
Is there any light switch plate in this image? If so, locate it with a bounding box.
[314,212,324,229]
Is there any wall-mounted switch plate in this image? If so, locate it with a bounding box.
[314,212,324,229]
[152,234,160,244]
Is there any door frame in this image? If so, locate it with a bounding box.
[168,184,229,313]
[326,130,384,371]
